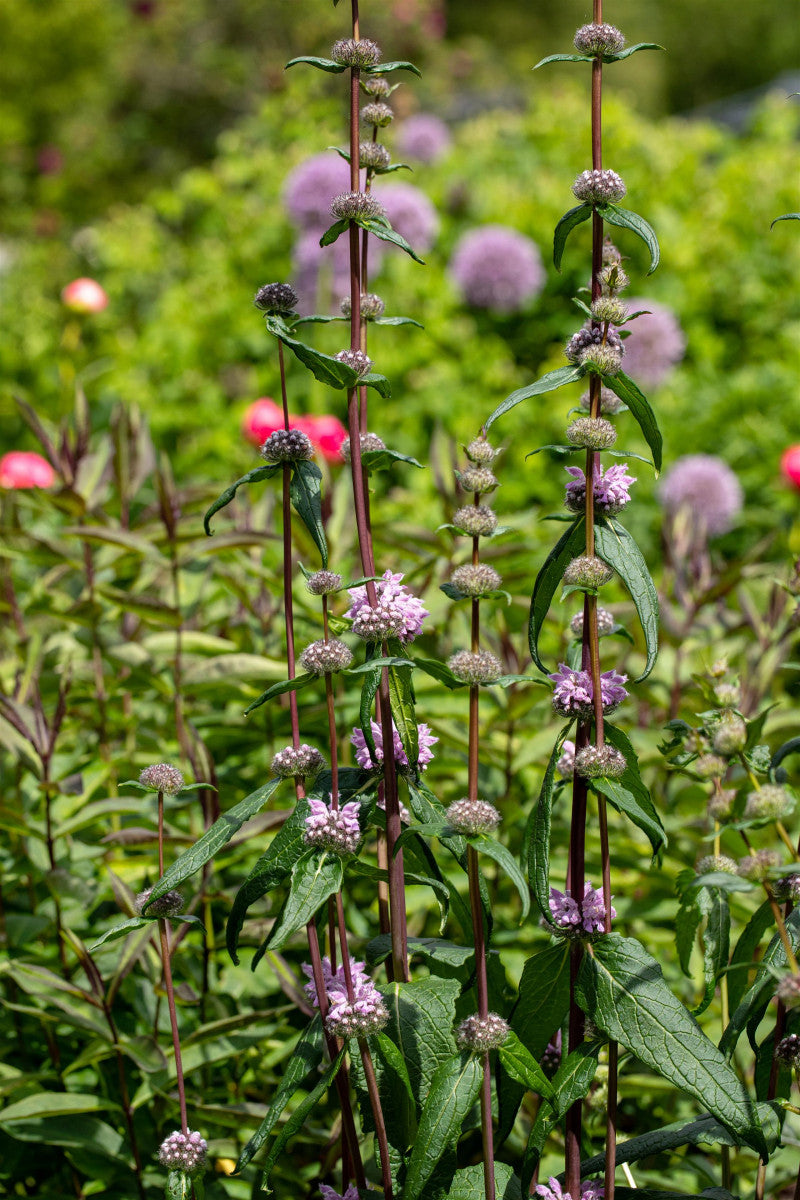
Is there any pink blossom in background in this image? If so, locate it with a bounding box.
[658,454,743,535]
[284,153,356,231]
[373,182,439,253]
[36,145,63,175]
[449,225,545,312]
[0,452,55,490]
[619,298,686,387]
[781,445,800,490]
[398,114,452,164]
[302,414,347,463]
[241,398,284,446]
[61,278,108,314]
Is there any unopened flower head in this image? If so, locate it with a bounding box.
[158,1130,207,1175]
[450,563,502,597]
[139,763,185,795]
[603,239,623,266]
[658,455,743,537]
[359,141,391,170]
[714,680,741,708]
[549,881,615,936]
[135,887,184,917]
[331,37,381,68]
[737,849,782,882]
[745,784,792,822]
[591,296,627,325]
[448,649,503,685]
[446,797,501,836]
[574,745,627,780]
[260,428,314,463]
[598,263,630,295]
[776,973,800,1010]
[304,796,361,855]
[556,740,576,779]
[351,720,437,773]
[341,431,386,462]
[776,1032,800,1067]
[707,789,736,820]
[334,347,373,377]
[540,1031,562,1076]
[299,639,353,675]
[696,854,739,876]
[574,22,625,55]
[453,505,498,537]
[549,663,628,717]
[565,325,624,366]
[572,169,626,205]
[458,466,499,494]
[341,292,385,320]
[254,282,298,315]
[465,438,498,465]
[570,608,615,638]
[361,101,394,127]
[579,386,623,415]
[330,192,386,222]
[712,714,748,757]
[362,76,390,96]
[450,225,545,312]
[696,754,728,781]
[346,569,428,644]
[565,462,635,516]
[271,744,325,778]
[581,344,624,375]
[306,570,343,596]
[563,555,614,589]
[457,1012,509,1052]
[566,417,617,450]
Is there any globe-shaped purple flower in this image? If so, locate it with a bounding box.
[398,113,452,163]
[374,182,439,252]
[292,228,384,314]
[658,455,743,536]
[449,225,545,313]
[621,299,686,387]
[284,152,355,231]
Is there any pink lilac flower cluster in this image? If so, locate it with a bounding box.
[564,463,635,516]
[345,570,429,644]
[303,797,361,855]
[303,955,388,1038]
[157,1129,207,1174]
[549,883,615,935]
[549,663,628,717]
[535,1179,604,1200]
[351,720,437,773]
[449,224,545,312]
[320,1186,360,1200]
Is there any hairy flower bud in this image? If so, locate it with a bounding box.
[712,714,748,756]
[457,1012,509,1052]
[350,601,409,642]
[566,325,624,365]
[579,386,623,415]
[448,649,503,685]
[580,343,624,375]
[563,555,614,589]
[714,681,741,708]
[774,874,800,903]
[271,744,325,778]
[452,505,498,537]
[776,1032,800,1067]
[363,76,390,96]
[599,263,630,295]
[570,607,615,638]
[254,282,298,315]
[446,797,501,835]
[299,639,353,675]
[330,191,386,222]
[361,102,394,127]
[696,854,738,876]
[450,563,502,597]
[341,431,386,463]
[574,745,627,779]
[260,428,314,462]
[556,740,576,779]
[574,22,626,55]
[695,754,727,780]
[341,292,386,320]
[465,438,498,465]
[744,784,792,822]
[158,1130,208,1174]
[737,849,782,882]
[306,570,343,596]
[139,763,185,795]
[707,789,736,820]
[334,348,374,377]
[591,296,627,325]
[566,417,617,450]
[359,141,391,169]
[458,467,499,494]
[135,887,184,917]
[572,169,627,205]
[331,38,381,68]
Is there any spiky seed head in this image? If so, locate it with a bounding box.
[572,169,627,205]
[776,973,800,1010]
[707,790,736,820]
[306,570,343,596]
[591,296,628,325]
[158,1130,208,1174]
[696,854,739,876]
[574,745,627,779]
[456,1012,509,1052]
[334,348,373,377]
[446,797,501,835]
[579,386,623,415]
[363,76,391,96]
[465,438,498,464]
[260,428,314,463]
[452,505,498,537]
[341,432,386,463]
[744,784,792,822]
[458,467,499,494]
[254,282,298,315]
[331,37,382,68]
[341,292,386,320]
[450,563,502,597]
[599,263,630,294]
[270,744,326,778]
[361,102,394,127]
[135,887,185,917]
[574,22,626,55]
[566,417,617,450]
[776,1032,800,1067]
[359,141,391,170]
[330,191,386,221]
[712,714,748,756]
[580,343,624,375]
[139,763,185,795]
[695,753,728,780]
[448,649,503,685]
[570,607,615,638]
[737,849,782,882]
[299,639,353,675]
[563,555,614,588]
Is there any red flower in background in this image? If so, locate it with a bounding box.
[0,452,56,489]
[242,398,284,446]
[781,445,800,491]
[61,278,108,314]
[302,414,347,463]
[242,400,345,463]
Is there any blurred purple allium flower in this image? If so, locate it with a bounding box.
[564,463,635,516]
[303,955,388,1037]
[549,663,628,717]
[550,882,615,934]
[304,796,361,855]
[320,1187,360,1200]
[621,299,686,387]
[374,182,439,251]
[351,720,437,772]
[658,455,743,536]
[398,113,452,163]
[284,153,355,231]
[292,228,384,314]
[449,225,545,312]
[346,570,428,644]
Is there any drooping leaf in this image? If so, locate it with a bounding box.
[726,899,774,1011]
[319,217,351,247]
[265,850,344,952]
[497,1031,554,1101]
[361,447,424,470]
[675,891,702,978]
[468,834,530,919]
[528,516,586,671]
[592,776,666,861]
[387,659,418,767]
[485,366,585,430]
[263,316,359,389]
[402,1053,483,1200]
[89,914,202,951]
[285,55,347,72]
[771,735,800,772]
[368,60,421,76]
[553,203,592,270]
[361,371,393,398]
[597,203,660,274]
[602,369,662,473]
[771,213,800,227]
[606,42,665,61]
[691,887,730,1016]
[258,1046,346,1193]
[534,53,592,68]
[577,934,766,1156]
[549,1041,601,1119]
[289,459,328,566]
[359,216,425,263]
[243,673,316,716]
[358,664,381,768]
[526,727,573,919]
[720,909,800,1058]
[367,934,474,975]
[603,723,666,863]
[594,517,659,679]
[372,315,423,328]
[203,465,281,534]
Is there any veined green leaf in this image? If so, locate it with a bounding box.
[469,834,530,919]
[387,659,418,767]
[720,909,800,1057]
[368,60,421,76]
[528,516,586,671]
[693,886,730,1017]
[549,1041,601,1118]
[403,1053,483,1200]
[603,723,666,862]
[592,776,666,861]
[359,216,425,263]
[203,465,280,535]
[726,900,773,1012]
[526,726,573,919]
[485,366,585,430]
[553,203,592,270]
[606,42,665,61]
[264,316,359,389]
[258,1046,346,1193]
[89,914,202,952]
[265,850,344,952]
[290,459,328,567]
[319,217,350,247]
[243,673,316,716]
[445,1163,521,1199]
[534,53,592,68]
[603,369,662,473]
[497,1031,554,1100]
[771,213,800,227]
[597,203,660,274]
[595,516,659,679]
[285,55,346,72]
[380,976,460,1103]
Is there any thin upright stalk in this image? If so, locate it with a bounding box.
[157,791,189,1134]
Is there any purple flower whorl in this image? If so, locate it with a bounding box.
[574,22,626,56]
[351,720,437,773]
[549,663,628,718]
[303,796,361,855]
[564,463,635,516]
[549,881,616,936]
[345,570,428,644]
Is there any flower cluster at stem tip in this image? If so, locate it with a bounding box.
[304,955,389,1038]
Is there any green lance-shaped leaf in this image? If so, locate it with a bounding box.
[577,934,767,1157]
[143,778,282,912]
[319,218,351,247]
[359,216,426,263]
[675,891,703,978]
[285,55,347,73]
[361,447,424,470]
[497,1031,554,1101]
[387,658,419,768]
[694,886,730,1017]
[603,723,666,861]
[226,798,310,964]
[203,464,280,534]
[592,776,666,862]
[606,42,666,61]
[597,203,660,275]
[553,203,592,270]
[290,459,328,566]
[258,1045,347,1193]
[726,899,774,1012]
[771,213,800,227]
[594,516,659,679]
[89,914,203,951]
[485,365,585,431]
[534,53,593,68]
[720,909,800,1057]
[265,850,344,952]
[243,673,316,717]
[528,515,586,672]
[526,727,573,920]
[549,1040,601,1119]
[603,369,662,473]
[236,1016,325,1171]
[468,833,530,919]
[263,315,362,390]
[358,665,381,767]
[403,1052,483,1200]
[368,60,421,76]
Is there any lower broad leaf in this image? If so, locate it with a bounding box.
[258,1047,346,1194]
[265,850,344,952]
[290,460,328,567]
[444,1163,522,1199]
[528,516,586,672]
[402,1053,483,1200]
[470,834,530,919]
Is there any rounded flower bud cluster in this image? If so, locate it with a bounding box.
[465,438,498,465]
[306,570,343,596]
[135,887,184,917]
[342,431,386,463]
[334,348,373,377]
[696,854,738,876]
[714,681,741,708]
[458,466,499,494]
[331,38,381,68]
[580,386,623,415]
[574,22,626,56]
[776,973,800,1010]
[260,428,314,463]
[299,639,353,675]
[270,744,325,779]
[566,417,617,450]
[158,1130,208,1174]
[712,714,747,756]
[456,1012,509,1052]
[326,990,389,1040]
[574,745,627,780]
[254,282,299,315]
[566,326,624,368]
[582,343,623,375]
[350,601,408,642]
[591,296,627,325]
[775,1032,800,1067]
[363,76,390,96]
[744,784,792,822]
[448,650,503,685]
[707,790,735,820]
[330,192,386,221]
[571,607,615,638]
[139,763,185,795]
[359,141,391,170]
[450,563,502,597]
[737,849,782,882]
[446,797,501,836]
[452,505,498,537]
[361,102,394,127]
[599,263,630,296]
[774,874,800,903]
[341,292,386,320]
[572,169,627,206]
[563,555,614,589]
[695,754,727,781]
[556,740,576,779]
[304,796,361,856]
